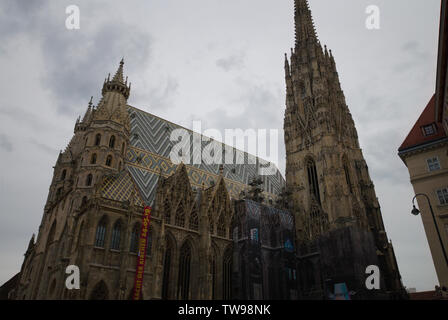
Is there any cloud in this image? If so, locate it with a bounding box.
[0,0,153,116]
[29,138,58,156]
[135,76,180,110]
[393,41,430,73]
[0,134,13,152]
[216,53,245,72]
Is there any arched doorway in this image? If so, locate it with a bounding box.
[89,280,109,300]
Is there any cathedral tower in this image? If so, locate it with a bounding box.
[284,0,405,296]
[16,60,132,300]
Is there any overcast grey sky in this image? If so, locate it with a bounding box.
[0,0,442,291]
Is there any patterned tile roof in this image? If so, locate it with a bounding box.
[101,171,145,207]
[126,106,286,205]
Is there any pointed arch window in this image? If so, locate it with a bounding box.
[189,208,198,231]
[162,239,172,300]
[110,221,122,250]
[306,158,321,204]
[94,217,107,248]
[109,135,116,148]
[91,153,97,164]
[86,174,93,186]
[95,134,101,146]
[223,248,233,300]
[61,169,67,181]
[307,206,329,239]
[211,252,217,299]
[175,205,185,227]
[121,143,126,154]
[217,213,226,237]
[130,224,140,253]
[177,242,192,299]
[106,155,113,167]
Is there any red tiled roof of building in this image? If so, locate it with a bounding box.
[399,94,447,152]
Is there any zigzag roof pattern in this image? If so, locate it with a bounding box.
[125,106,286,205]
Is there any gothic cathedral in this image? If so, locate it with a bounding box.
[9,0,406,300]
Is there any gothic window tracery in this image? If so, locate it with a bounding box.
[177,242,192,299]
[223,247,232,300]
[94,217,107,248]
[189,207,199,231]
[130,224,139,253]
[217,213,226,237]
[164,200,171,224]
[162,238,172,299]
[110,221,122,250]
[306,158,321,204]
[175,204,185,227]
[305,206,329,240]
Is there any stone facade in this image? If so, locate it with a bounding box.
[7,0,408,300]
[284,0,405,298]
[12,58,290,300]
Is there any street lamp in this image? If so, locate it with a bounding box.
[411,193,448,266]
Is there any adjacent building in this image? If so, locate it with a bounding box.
[398,0,448,294]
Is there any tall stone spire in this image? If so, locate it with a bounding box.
[102,58,131,99]
[112,58,125,83]
[294,0,317,47]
